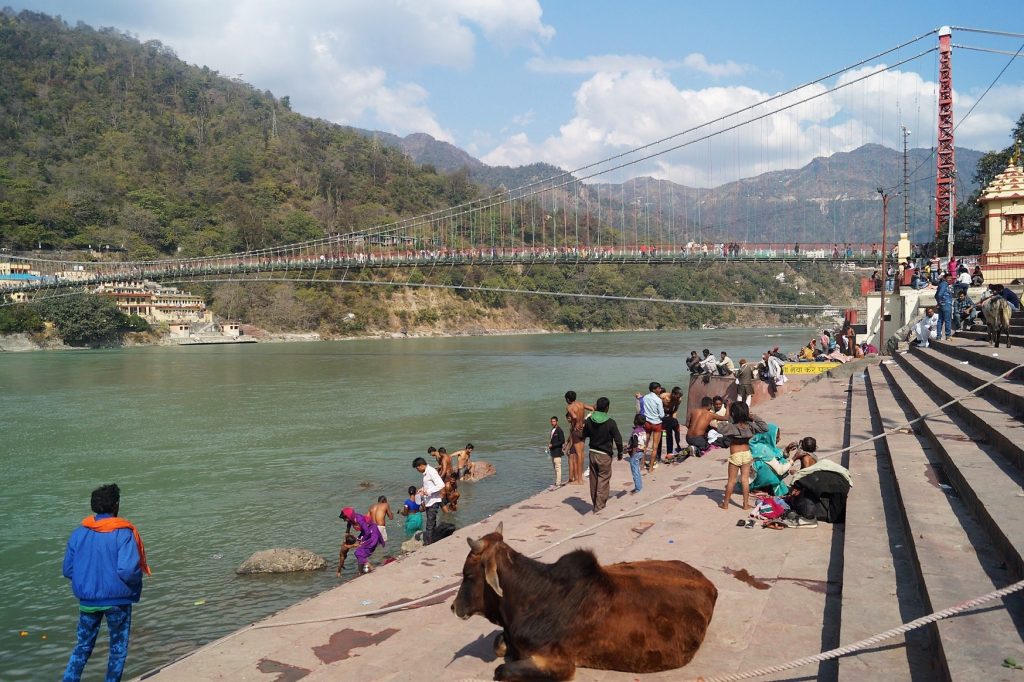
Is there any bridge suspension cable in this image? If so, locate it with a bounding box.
[13,26,1014,299]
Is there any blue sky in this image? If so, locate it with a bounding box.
[9,1,1024,185]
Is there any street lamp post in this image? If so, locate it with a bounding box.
[878,187,892,354]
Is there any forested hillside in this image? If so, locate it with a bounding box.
[0,10,482,258]
[0,10,861,342]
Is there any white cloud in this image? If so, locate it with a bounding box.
[527,52,747,78]
[511,109,536,127]
[681,53,747,78]
[59,0,554,140]
[955,84,1024,153]
[528,54,680,74]
[483,61,1023,187]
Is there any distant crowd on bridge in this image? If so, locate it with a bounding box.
[6,241,889,292]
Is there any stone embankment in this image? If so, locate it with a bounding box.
[134,335,1024,681]
[0,332,70,352]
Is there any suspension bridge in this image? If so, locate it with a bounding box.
[2,25,1022,312]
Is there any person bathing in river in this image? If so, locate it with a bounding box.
[339,507,383,574]
[451,444,474,479]
[398,486,423,533]
[431,447,459,511]
[711,401,768,511]
[336,533,359,576]
[368,495,393,544]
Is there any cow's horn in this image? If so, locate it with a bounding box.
[467,537,485,554]
[495,521,503,537]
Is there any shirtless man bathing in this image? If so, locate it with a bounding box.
[368,495,393,544]
[564,391,595,485]
[450,444,474,479]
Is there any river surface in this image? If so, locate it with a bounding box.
[0,328,813,679]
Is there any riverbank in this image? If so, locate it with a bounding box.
[135,372,849,681]
[0,320,831,353]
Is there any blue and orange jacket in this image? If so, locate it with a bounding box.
[62,514,145,607]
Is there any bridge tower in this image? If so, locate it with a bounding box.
[935,26,956,241]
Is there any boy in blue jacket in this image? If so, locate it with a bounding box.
[62,484,150,682]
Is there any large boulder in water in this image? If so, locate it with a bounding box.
[236,548,327,574]
[463,460,496,481]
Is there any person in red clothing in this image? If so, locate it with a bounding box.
[62,483,150,682]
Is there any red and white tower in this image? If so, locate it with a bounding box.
[935,26,956,241]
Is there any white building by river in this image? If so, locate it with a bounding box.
[93,280,212,324]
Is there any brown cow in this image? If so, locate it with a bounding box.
[451,523,717,681]
[983,295,1012,348]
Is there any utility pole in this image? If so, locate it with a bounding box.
[878,187,891,353]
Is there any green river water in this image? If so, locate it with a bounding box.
[0,328,813,680]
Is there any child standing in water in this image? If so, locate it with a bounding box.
[627,414,649,494]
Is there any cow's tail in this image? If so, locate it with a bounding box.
[1000,299,1012,330]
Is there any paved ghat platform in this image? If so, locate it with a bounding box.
[136,375,851,682]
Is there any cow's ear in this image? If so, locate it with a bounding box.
[468,537,485,554]
[484,555,503,597]
[495,521,503,538]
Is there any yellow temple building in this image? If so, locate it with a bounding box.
[980,144,1024,281]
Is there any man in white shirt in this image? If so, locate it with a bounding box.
[639,382,665,470]
[699,349,718,375]
[913,307,939,348]
[413,457,445,545]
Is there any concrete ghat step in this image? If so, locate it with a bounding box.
[867,365,1023,681]
[838,374,929,681]
[887,353,1024,580]
[956,329,1024,343]
[905,346,1024,473]
[908,343,1024,421]
[930,337,1024,381]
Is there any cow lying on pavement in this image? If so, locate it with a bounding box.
[451,522,717,681]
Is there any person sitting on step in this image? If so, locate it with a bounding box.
[912,307,939,348]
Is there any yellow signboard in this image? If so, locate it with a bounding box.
[783,362,841,375]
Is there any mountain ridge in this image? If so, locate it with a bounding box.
[354,130,983,243]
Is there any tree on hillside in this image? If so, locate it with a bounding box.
[31,294,132,346]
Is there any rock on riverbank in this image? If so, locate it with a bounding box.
[236,548,327,574]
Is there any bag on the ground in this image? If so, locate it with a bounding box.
[791,471,849,523]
